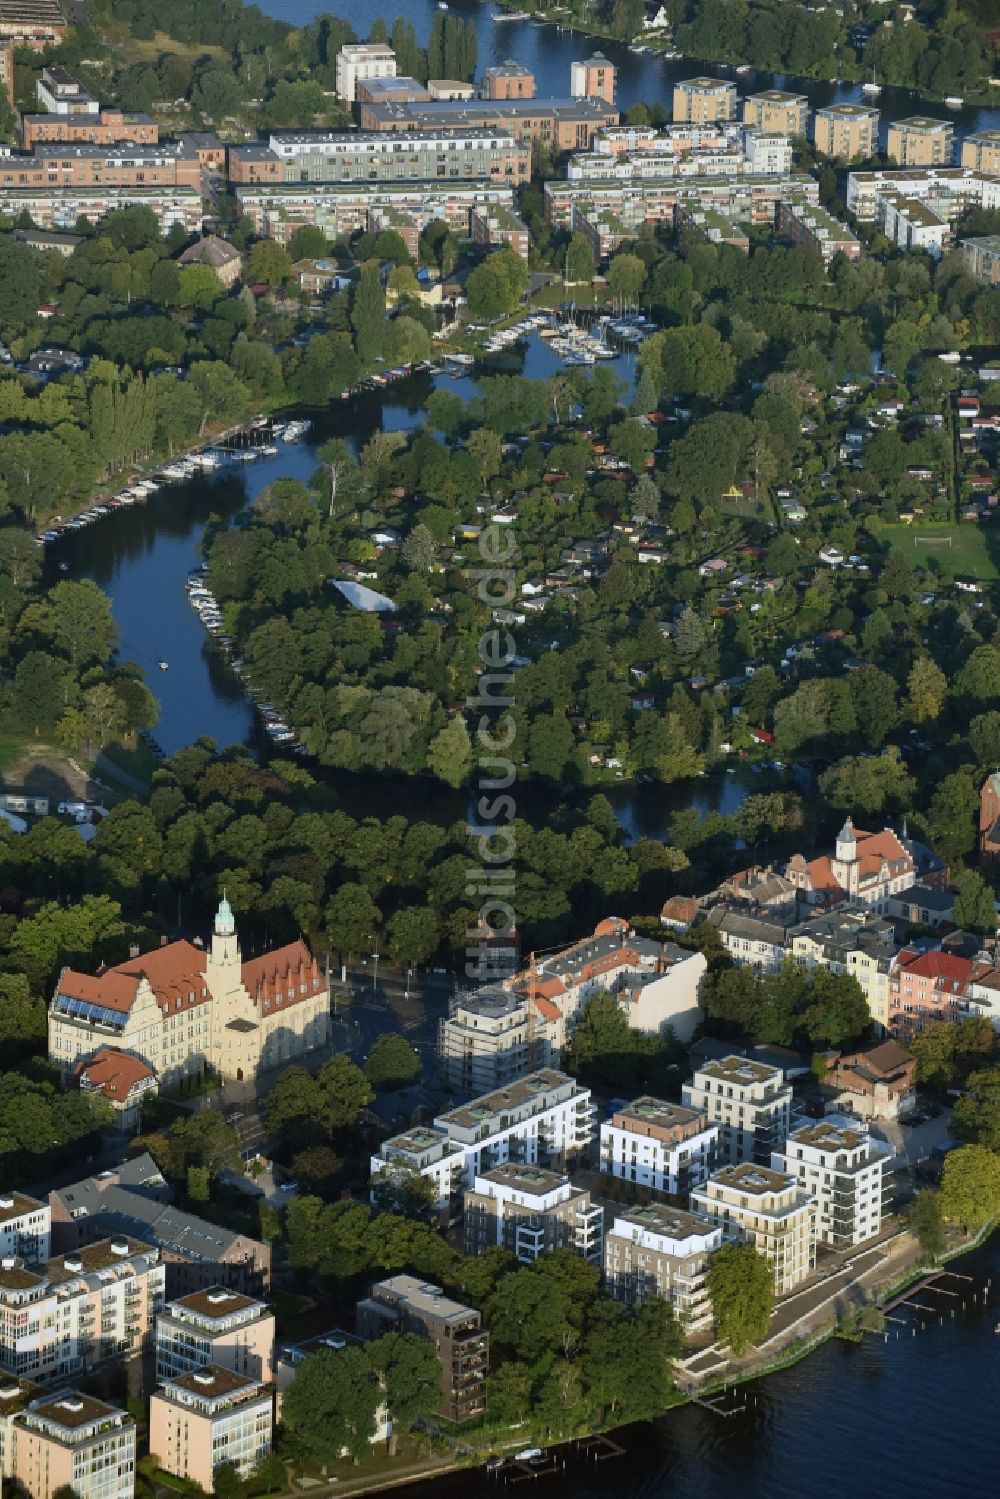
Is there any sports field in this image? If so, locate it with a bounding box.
[877,523,999,580]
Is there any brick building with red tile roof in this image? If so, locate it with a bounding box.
[785,819,915,912]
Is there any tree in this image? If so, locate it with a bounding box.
[370,1161,437,1218]
[352,264,386,363]
[47,579,115,668]
[368,1333,442,1453]
[427,717,472,788]
[315,1053,374,1130]
[953,869,996,934]
[365,1032,422,1092]
[909,1189,946,1260]
[0,973,46,1067]
[952,1070,1000,1152]
[325,883,382,958]
[565,232,595,284]
[282,1346,380,1466]
[466,250,528,320]
[707,1243,774,1353]
[248,239,291,286]
[927,769,979,864]
[607,251,647,305]
[907,656,947,724]
[402,523,437,572]
[938,1143,1000,1231]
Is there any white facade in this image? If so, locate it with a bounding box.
[335,43,397,104]
[621,949,707,1042]
[0,1197,50,1268]
[682,1056,792,1166]
[742,128,793,175]
[600,1097,717,1195]
[464,1166,603,1263]
[371,1070,595,1213]
[774,1117,888,1248]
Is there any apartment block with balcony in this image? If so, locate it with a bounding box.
[682,1056,792,1167]
[0,1238,164,1389]
[813,103,879,160]
[600,1097,718,1196]
[437,987,535,1096]
[742,90,808,137]
[774,1118,889,1249]
[372,1069,595,1215]
[776,196,861,264]
[335,42,396,104]
[482,59,535,100]
[691,1164,816,1295]
[604,1204,722,1332]
[463,1164,603,1264]
[149,1368,272,1490]
[356,1277,488,1422]
[13,1392,135,1499]
[230,128,531,187]
[962,129,1000,173]
[0,1379,38,1479]
[672,77,737,124]
[887,116,954,167]
[961,235,1000,286]
[155,1288,274,1384]
[0,1196,50,1268]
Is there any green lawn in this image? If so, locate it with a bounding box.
[877,522,1000,580]
[0,735,22,775]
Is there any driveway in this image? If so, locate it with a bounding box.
[873,1108,956,1169]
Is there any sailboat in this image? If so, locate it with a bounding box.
[861,69,881,96]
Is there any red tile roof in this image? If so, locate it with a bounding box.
[76,1047,155,1101]
[242,940,322,1011]
[60,941,208,1014]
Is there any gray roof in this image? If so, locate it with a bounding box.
[52,1157,249,1262]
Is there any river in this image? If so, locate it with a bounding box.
[402,1233,1000,1499]
[260,0,1000,145]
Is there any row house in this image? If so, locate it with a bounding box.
[600,1097,718,1196]
[604,1204,722,1331]
[463,1164,603,1264]
[371,1070,595,1216]
[356,96,618,150]
[682,1057,792,1168]
[0,141,200,191]
[705,908,791,972]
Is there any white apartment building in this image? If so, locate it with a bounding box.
[846,165,1000,222]
[335,42,396,104]
[437,987,562,1096]
[682,1057,792,1167]
[149,1368,272,1489]
[371,1070,595,1215]
[464,1164,603,1263]
[705,910,790,972]
[691,1163,816,1295]
[604,1204,722,1331]
[0,1238,164,1386]
[600,1097,718,1196]
[741,128,793,175]
[774,1117,889,1249]
[0,1197,50,1268]
[14,1392,135,1499]
[155,1288,274,1384]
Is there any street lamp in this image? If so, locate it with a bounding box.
[369,935,379,1004]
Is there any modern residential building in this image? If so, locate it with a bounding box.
[35,65,97,113]
[335,42,397,104]
[155,1288,274,1384]
[846,164,1000,221]
[0,141,200,191]
[570,52,616,105]
[887,116,955,167]
[0,1196,50,1267]
[776,196,862,264]
[470,202,531,259]
[813,103,879,160]
[175,234,243,289]
[149,1368,272,1489]
[463,1164,603,1263]
[273,1329,388,1438]
[784,820,915,912]
[21,109,158,147]
[682,1056,792,1167]
[742,89,808,137]
[48,898,329,1088]
[542,171,819,234]
[691,1164,816,1295]
[822,1041,916,1120]
[603,1204,722,1331]
[961,129,1000,173]
[367,201,420,258]
[356,1277,488,1422]
[0,1238,164,1388]
[231,127,531,185]
[427,79,476,101]
[0,3,66,51]
[0,1379,37,1480]
[742,127,794,176]
[236,179,518,244]
[572,200,633,260]
[355,97,619,150]
[0,183,202,233]
[481,59,535,100]
[49,1157,271,1299]
[879,192,950,257]
[790,911,898,1029]
[354,75,431,107]
[371,1070,595,1215]
[672,77,737,124]
[13,1392,134,1499]
[437,986,561,1096]
[600,1097,718,1196]
[774,1118,888,1248]
[676,203,750,251]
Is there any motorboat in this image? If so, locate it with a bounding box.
[158,660,169,671]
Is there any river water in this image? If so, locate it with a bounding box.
[403,1233,1000,1499]
[260,0,1000,144]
